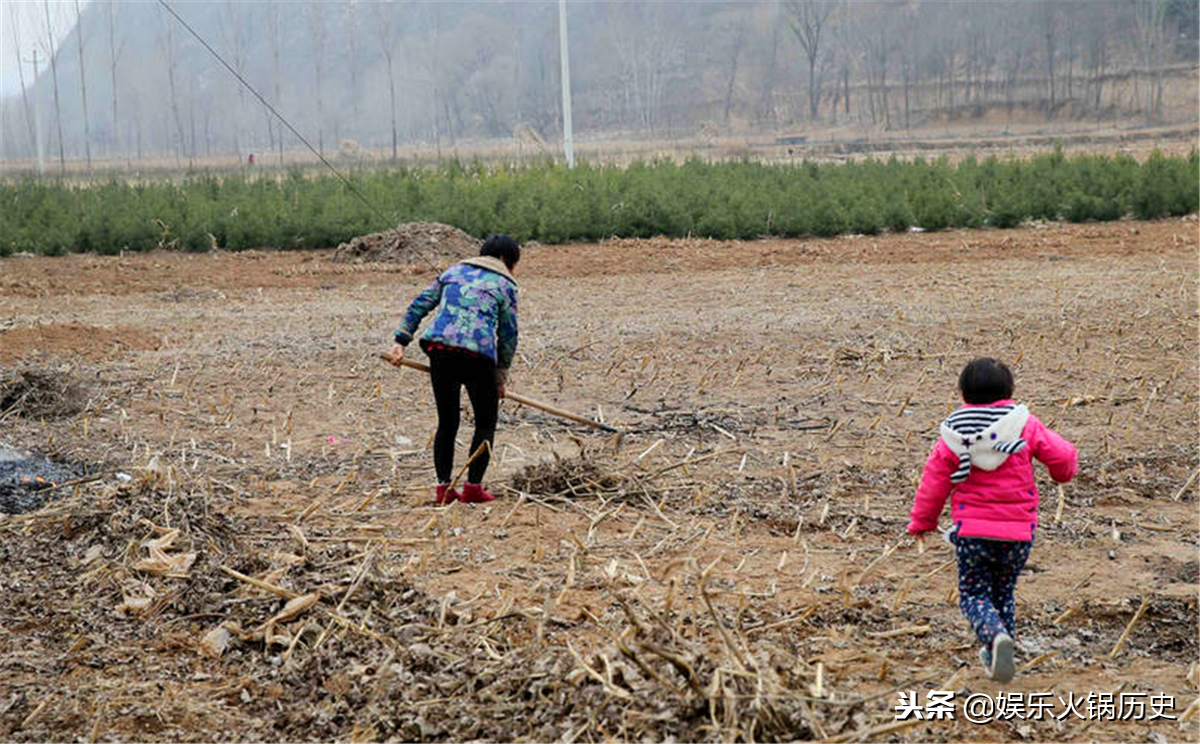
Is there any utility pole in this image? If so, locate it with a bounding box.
[22,49,46,174]
[558,0,574,168]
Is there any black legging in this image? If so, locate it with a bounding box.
[428,348,498,484]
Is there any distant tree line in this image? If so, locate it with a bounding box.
[1,1,1197,168]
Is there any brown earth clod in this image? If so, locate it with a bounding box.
[0,322,160,364]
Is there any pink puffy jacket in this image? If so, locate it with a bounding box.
[907,400,1078,541]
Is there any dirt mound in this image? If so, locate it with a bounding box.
[0,367,87,420]
[0,322,160,363]
[332,222,481,264]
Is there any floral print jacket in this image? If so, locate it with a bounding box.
[394,256,519,374]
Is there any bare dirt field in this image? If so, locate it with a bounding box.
[0,218,1196,742]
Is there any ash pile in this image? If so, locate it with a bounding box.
[0,444,79,515]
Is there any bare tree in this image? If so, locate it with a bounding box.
[1040,3,1059,110]
[157,5,187,165]
[895,2,921,131]
[106,0,124,159]
[201,83,215,156]
[874,14,892,127]
[962,8,987,104]
[73,0,92,169]
[188,83,198,164]
[305,1,327,156]
[757,4,784,126]
[371,2,403,160]
[8,4,36,155]
[994,7,1023,113]
[219,0,249,157]
[130,88,143,161]
[345,2,362,143]
[1063,3,1079,101]
[859,4,898,126]
[933,5,961,112]
[513,4,558,137]
[267,1,284,165]
[427,4,444,155]
[42,0,66,174]
[1083,6,1111,112]
[452,16,508,137]
[831,0,854,119]
[606,3,683,133]
[511,3,523,129]
[1129,0,1168,118]
[1167,0,1199,46]
[783,0,836,121]
[722,14,747,125]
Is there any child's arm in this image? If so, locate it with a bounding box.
[907,441,957,534]
[394,278,443,345]
[1027,413,1078,483]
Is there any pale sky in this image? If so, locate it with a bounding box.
[1,1,85,100]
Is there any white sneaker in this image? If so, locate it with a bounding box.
[990,633,1015,683]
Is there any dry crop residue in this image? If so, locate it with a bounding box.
[0,217,1196,742]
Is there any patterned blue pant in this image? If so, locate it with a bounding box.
[954,535,1032,648]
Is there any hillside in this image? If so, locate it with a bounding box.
[2,0,1197,165]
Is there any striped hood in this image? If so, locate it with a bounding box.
[939,403,1030,483]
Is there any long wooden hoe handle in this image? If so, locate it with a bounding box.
[379,353,621,433]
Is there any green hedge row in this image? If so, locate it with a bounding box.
[1,149,1196,256]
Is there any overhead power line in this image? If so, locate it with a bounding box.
[155,0,441,268]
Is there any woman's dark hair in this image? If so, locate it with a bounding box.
[958,357,1015,404]
[480,234,521,269]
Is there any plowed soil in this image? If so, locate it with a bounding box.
[0,217,1196,742]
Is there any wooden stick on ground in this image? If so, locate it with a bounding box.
[1053,604,1080,625]
[646,449,724,479]
[1068,571,1096,594]
[1178,696,1200,723]
[218,565,300,600]
[867,625,930,639]
[852,542,898,587]
[921,558,955,580]
[823,717,924,743]
[745,605,817,636]
[24,471,112,493]
[20,698,50,730]
[1108,595,1151,659]
[1019,650,1059,672]
[380,353,621,432]
[942,667,966,691]
[1173,466,1200,501]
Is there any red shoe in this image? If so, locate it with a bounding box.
[435,483,461,505]
[460,483,496,503]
